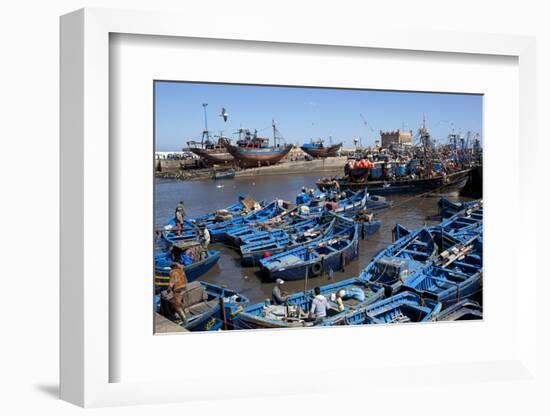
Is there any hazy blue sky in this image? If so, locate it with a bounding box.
[154,81,483,151]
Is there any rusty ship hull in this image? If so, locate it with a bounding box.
[189,147,234,165]
[224,144,293,168]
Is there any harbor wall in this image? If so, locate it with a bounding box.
[155,156,347,180]
[156,158,202,172]
[235,157,346,177]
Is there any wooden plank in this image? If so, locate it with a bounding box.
[154,312,189,334]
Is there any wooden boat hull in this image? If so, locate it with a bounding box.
[240,218,335,266]
[438,200,483,241]
[233,278,385,329]
[208,201,285,242]
[358,220,382,240]
[365,195,391,211]
[301,143,342,158]
[159,219,201,247]
[162,197,262,244]
[360,226,439,295]
[317,168,472,195]
[224,144,293,168]
[370,205,482,298]
[404,236,483,309]
[260,222,360,281]
[438,197,480,219]
[344,292,442,325]
[189,147,234,164]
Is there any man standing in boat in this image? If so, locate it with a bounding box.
[175,200,185,235]
[168,262,188,324]
[272,278,289,305]
[198,223,210,248]
[309,286,330,322]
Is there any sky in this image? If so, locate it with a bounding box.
[154,81,483,151]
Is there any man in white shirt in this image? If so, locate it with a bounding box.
[309,286,330,322]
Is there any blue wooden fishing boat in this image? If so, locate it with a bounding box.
[439,198,469,218]
[259,216,359,281]
[154,245,221,292]
[362,201,483,297]
[403,235,483,308]
[360,227,438,294]
[326,190,368,214]
[394,200,482,245]
[223,204,307,247]
[157,219,202,250]
[295,188,327,206]
[438,200,483,241]
[156,281,249,331]
[193,196,262,224]
[162,196,263,244]
[233,277,385,329]
[365,194,391,211]
[438,197,481,219]
[235,228,290,248]
[237,216,321,246]
[208,200,287,242]
[240,216,336,266]
[299,188,389,212]
[343,292,442,325]
[297,189,368,216]
[358,219,382,239]
[212,168,236,180]
[350,209,383,240]
[230,215,324,251]
[434,299,482,321]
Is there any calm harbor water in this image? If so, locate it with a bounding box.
[155,173,471,304]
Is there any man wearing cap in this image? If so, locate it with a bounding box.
[272,278,289,305]
[168,262,188,323]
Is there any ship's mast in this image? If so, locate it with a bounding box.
[201,103,210,146]
[272,119,277,147]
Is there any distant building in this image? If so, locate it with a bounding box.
[380,130,413,148]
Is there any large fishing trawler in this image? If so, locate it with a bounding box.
[186,104,234,165]
[224,120,293,168]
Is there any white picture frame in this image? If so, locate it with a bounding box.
[60,7,540,408]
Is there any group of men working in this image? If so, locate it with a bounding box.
[165,200,213,324]
[271,278,331,322]
[168,199,338,325]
